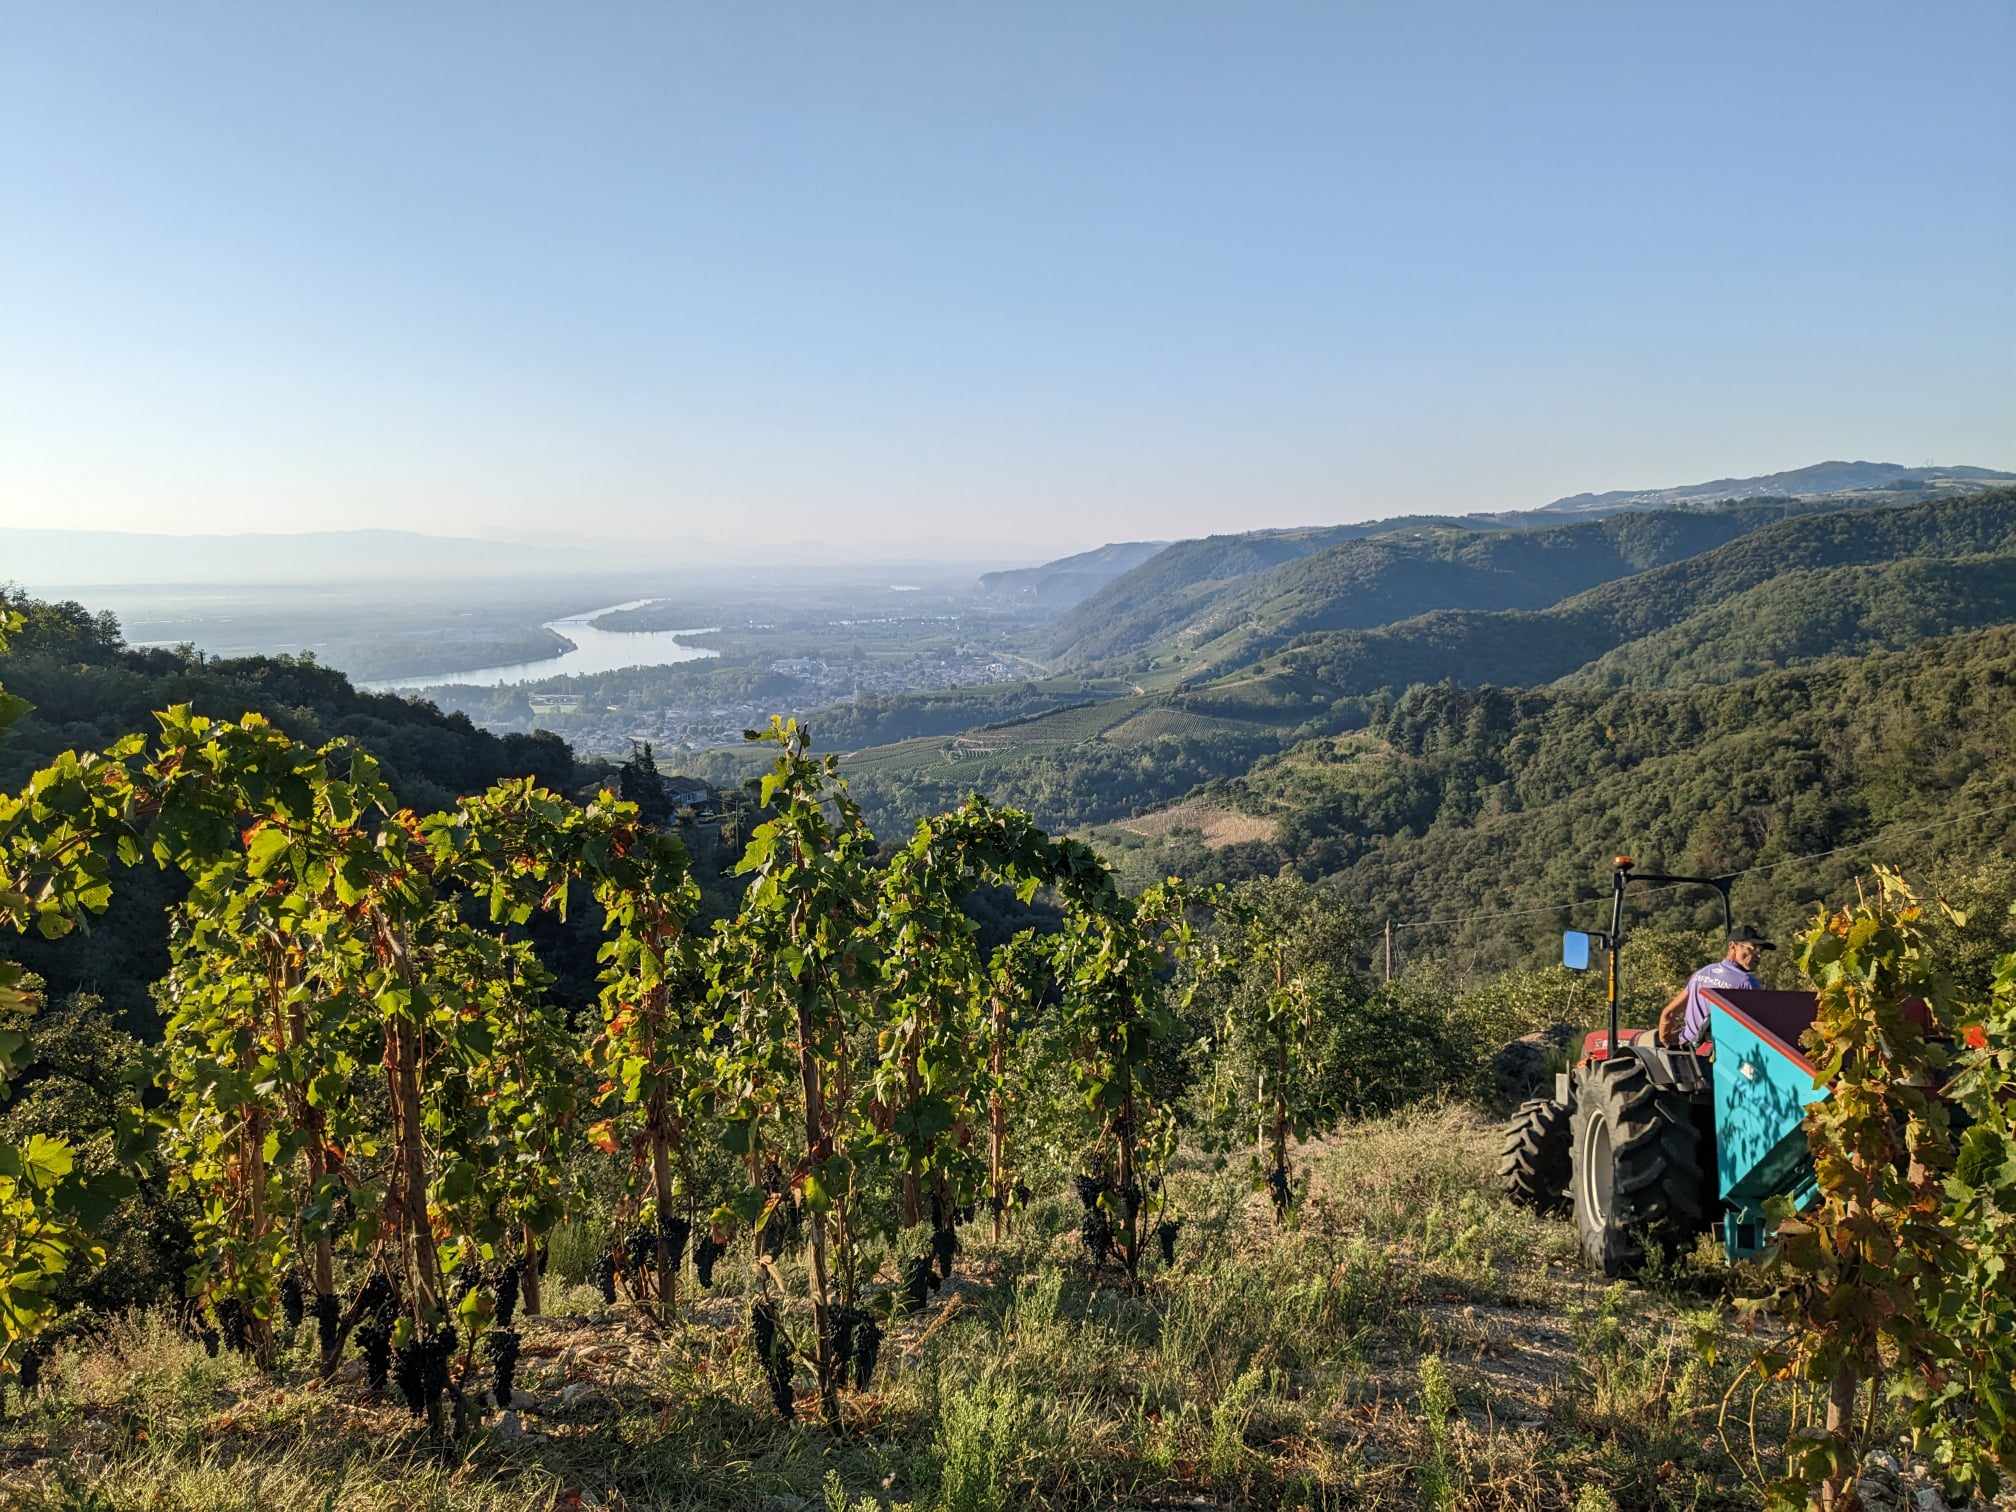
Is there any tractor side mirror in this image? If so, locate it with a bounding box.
[1562,931,1592,972]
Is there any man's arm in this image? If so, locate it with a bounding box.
[1656,987,1689,1047]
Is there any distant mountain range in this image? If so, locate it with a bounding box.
[1534,460,2014,516]
[1016,460,2015,670]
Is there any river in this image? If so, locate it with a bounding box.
[367,600,720,690]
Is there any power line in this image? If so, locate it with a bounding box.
[1387,793,2016,935]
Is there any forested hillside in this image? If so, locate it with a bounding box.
[1558,552,2016,690]
[1092,623,2016,969]
[1262,487,2016,699]
[1042,462,2016,672]
[842,488,2016,839]
[1044,515,1519,665]
[1126,500,1845,674]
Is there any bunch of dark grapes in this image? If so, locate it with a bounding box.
[1079,1206,1114,1267]
[1156,1219,1182,1266]
[592,1253,618,1304]
[391,1324,458,1419]
[280,1272,305,1335]
[1266,1163,1291,1218]
[853,1315,883,1391]
[825,1305,861,1390]
[694,1234,723,1289]
[494,1259,523,1331]
[1072,1173,1103,1212]
[748,1299,794,1420]
[355,1273,398,1392]
[198,1323,221,1359]
[452,1269,479,1306]
[357,1317,393,1393]
[956,1201,976,1226]
[900,1253,941,1312]
[355,1272,393,1315]
[930,1222,959,1283]
[215,1298,252,1356]
[659,1215,691,1271]
[486,1328,521,1410]
[622,1226,655,1276]
[313,1292,340,1359]
[17,1339,45,1394]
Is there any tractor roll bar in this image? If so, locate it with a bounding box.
[1597,858,1735,1059]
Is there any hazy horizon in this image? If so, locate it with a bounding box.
[4,3,2011,550]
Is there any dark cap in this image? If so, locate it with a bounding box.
[1729,924,1776,950]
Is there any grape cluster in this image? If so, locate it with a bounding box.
[621,1226,655,1276]
[215,1298,252,1356]
[659,1214,692,1272]
[749,1299,794,1420]
[391,1324,458,1419]
[757,1162,802,1258]
[280,1273,305,1335]
[313,1292,340,1359]
[592,1253,618,1304]
[354,1272,398,1393]
[17,1339,45,1394]
[930,1222,959,1283]
[357,1317,393,1392]
[825,1305,863,1378]
[825,1305,883,1392]
[853,1315,883,1391]
[486,1327,520,1409]
[900,1253,941,1312]
[693,1234,723,1289]
[1266,1163,1291,1218]
[1074,1173,1114,1265]
[493,1258,523,1330]
[1156,1219,1182,1266]
[927,1195,960,1282]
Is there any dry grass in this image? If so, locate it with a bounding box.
[1115,799,1279,849]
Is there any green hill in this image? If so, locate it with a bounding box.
[1559,552,2016,691]
[1048,495,1901,672]
[1161,502,1842,674]
[1263,488,2016,700]
[1043,516,1521,666]
[1092,622,2016,969]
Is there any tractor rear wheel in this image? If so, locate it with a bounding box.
[1498,1099,1570,1214]
[1570,1056,1710,1277]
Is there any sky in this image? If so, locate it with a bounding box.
[2,2,2011,559]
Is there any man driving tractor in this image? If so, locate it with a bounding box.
[1656,924,1774,1048]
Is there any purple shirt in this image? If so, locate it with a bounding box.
[1681,959,1762,1045]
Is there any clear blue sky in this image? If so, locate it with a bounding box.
[3,2,2010,557]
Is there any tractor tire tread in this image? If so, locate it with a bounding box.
[1571,1058,1713,1278]
[1497,1099,1571,1216]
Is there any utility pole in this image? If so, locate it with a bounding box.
[1383,920,1393,983]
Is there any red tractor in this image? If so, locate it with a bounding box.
[1500,858,1752,1276]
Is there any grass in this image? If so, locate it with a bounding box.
[0,1105,1807,1510]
